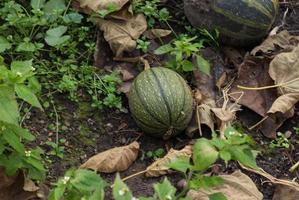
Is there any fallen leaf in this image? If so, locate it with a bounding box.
[23,178,39,192]
[143,29,172,39]
[273,185,299,200]
[80,141,140,173]
[187,171,263,200]
[145,145,192,177]
[95,13,147,57]
[251,30,299,56]
[196,99,216,135]
[0,168,38,200]
[76,0,129,14]
[267,45,299,114]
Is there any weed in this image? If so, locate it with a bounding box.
[269,132,291,149]
[146,148,166,160]
[46,138,66,159]
[137,37,151,53]
[155,34,210,74]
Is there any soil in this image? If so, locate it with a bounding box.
[23,1,299,200]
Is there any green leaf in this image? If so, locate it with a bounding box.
[229,145,258,169]
[15,84,42,109]
[45,26,70,47]
[0,85,19,125]
[219,150,231,164]
[113,174,133,200]
[11,60,34,75]
[71,169,106,192]
[2,128,25,154]
[16,42,36,52]
[168,156,192,173]
[31,0,45,10]
[28,77,42,93]
[154,44,173,55]
[196,54,210,75]
[182,60,194,72]
[63,12,83,24]
[193,138,219,171]
[209,192,227,200]
[190,176,224,190]
[44,0,66,14]
[153,178,176,200]
[0,36,12,53]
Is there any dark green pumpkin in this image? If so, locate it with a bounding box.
[128,67,193,139]
[184,0,279,46]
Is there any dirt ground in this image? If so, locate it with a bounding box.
[23,1,299,200]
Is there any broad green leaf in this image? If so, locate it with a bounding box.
[44,0,66,14]
[45,26,70,46]
[168,156,191,173]
[31,0,45,10]
[219,150,231,164]
[15,84,42,109]
[153,178,176,200]
[16,42,36,52]
[139,197,155,200]
[28,77,42,93]
[5,123,35,141]
[190,176,224,190]
[48,179,67,200]
[229,145,258,169]
[112,174,133,200]
[71,169,106,192]
[182,60,194,72]
[4,153,22,176]
[0,36,11,52]
[196,54,210,75]
[2,129,25,154]
[0,85,19,125]
[154,44,173,55]
[209,192,227,200]
[11,60,34,75]
[63,13,83,24]
[193,138,219,171]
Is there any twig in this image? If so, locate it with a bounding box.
[290,161,299,172]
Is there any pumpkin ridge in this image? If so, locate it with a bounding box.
[151,69,173,125]
[173,73,187,124]
[134,78,168,126]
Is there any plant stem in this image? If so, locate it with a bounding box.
[290,161,299,172]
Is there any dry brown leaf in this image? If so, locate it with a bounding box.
[80,141,139,173]
[143,29,172,39]
[197,99,216,134]
[95,13,147,57]
[273,185,299,200]
[76,0,129,14]
[187,171,263,200]
[251,30,299,56]
[267,45,299,114]
[145,145,192,177]
[23,178,39,192]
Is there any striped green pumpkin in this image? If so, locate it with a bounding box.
[184,0,279,46]
[128,67,193,139]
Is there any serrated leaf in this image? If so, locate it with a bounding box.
[44,0,65,14]
[2,128,25,154]
[45,26,70,47]
[112,174,133,200]
[11,60,34,75]
[31,0,46,9]
[190,176,224,190]
[153,178,176,200]
[16,42,36,52]
[80,141,139,173]
[146,145,192,177]
[229,145,258,169]
[196,54,210,75]
[15,84,42,109]
[0,36,12,52]
[193,138,219,171]
[0,85,19,125]
[63,12,83,24]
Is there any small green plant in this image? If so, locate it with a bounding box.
[155,34,210,74]
[49,169,107,200]
[0,57,45,180]
[146,148,166,160]
[269,132,291,149]
[137,37,151,53]
[46,138,66,159]
[133,0,170,28]
[97,3,118,18]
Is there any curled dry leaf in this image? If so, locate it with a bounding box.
[143,29,172,39]
[95,13,147,57]
[273,185,299,200]
[80,141,140,173]
[267,45,299,114]
[251,30,299,56]
[187,171,263,200]
[76,0,129,14]
[145,145,192,177]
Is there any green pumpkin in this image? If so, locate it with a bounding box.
[128,67,193,139]
[184,0,279,46]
